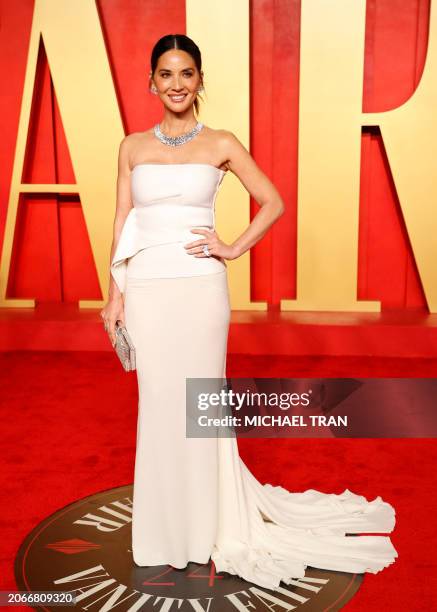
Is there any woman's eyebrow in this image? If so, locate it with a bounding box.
[158,67,194,72]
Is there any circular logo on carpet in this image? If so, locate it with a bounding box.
[15,485,363,611]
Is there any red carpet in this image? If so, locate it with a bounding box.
[1,351,436,610]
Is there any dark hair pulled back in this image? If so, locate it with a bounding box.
[150,34,204,116]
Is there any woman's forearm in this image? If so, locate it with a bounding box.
[230,200,284,259]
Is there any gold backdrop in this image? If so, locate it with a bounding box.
[1,0,436,312]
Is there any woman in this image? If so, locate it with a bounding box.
[100,34,397,590]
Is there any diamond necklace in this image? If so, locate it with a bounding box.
[153,121,204,147]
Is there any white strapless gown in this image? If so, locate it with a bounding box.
[111,163,398,591]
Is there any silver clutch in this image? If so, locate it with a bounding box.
[114,322,136,372]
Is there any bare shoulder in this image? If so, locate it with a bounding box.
[215,128,241,146]
[118,132,139,155]
[208,129,283,209]
[117,135,133,175]
[203,127,239,148]
[211,128,254,173]
[118,130,155,170]
[216,129,249,159]
[202,127,248,171]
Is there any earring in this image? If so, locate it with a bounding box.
[150,85,158,95]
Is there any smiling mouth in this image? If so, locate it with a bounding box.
[168,94,188,103]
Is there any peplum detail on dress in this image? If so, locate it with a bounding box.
[110,164,227,293]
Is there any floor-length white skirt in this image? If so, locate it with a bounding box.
[123,267,398,591]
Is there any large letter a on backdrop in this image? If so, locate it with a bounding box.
[0,0,124,309]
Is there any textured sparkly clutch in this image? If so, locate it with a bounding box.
[114,322,136,372]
